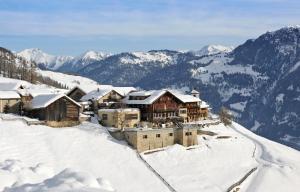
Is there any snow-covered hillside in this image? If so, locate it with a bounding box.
[36,69,100,91]
[0,115,299,192]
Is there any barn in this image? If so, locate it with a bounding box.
[27,94,81,126]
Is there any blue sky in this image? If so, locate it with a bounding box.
[0,0,299,55]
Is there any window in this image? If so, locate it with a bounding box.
[143,135,148,139]
[179,109,187,114]
[185,132,192,136]
[125,114,138,120]
[169,133,173,137]
[102,114,108,120]
[156,134,160,138]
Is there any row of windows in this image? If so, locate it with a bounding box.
[142,133,173,139]
[153,112,177,118]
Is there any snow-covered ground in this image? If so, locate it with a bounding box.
[142,123,300,192]
[0,117,169,192]
[0,115,299,192]
[36,69,100,91]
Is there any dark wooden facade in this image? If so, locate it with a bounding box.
[128,92,182,123]
[31,96,80,122]
[127,91,209,123]
[67,87,86,102]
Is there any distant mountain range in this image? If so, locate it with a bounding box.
[17,26,300,150]
[18,49,110,72]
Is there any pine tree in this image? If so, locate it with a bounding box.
[3,103,10,114]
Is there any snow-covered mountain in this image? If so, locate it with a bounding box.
[18,48,73,70]
[18,49,109,72]
[58,51,110,73]
[76,27,300,150]
[192,44,234,56]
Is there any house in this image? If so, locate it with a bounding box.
[123,90,183,126]
[81,86,136,111]
[123,89,210,125]
[124,127,198,152]
[0,91,21,113]
[98,108,140,129]
[27,94,81,127]
[66,86,88,102]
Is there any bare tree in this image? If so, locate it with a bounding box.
[219,106,233,126]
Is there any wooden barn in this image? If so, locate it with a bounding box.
[67,86,87,102]
[27,94,81,126]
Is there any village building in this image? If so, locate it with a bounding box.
[123,89,210,125]
[27,94,81,127]
[81,86,136,111]
[98,108,140,129]
[66,86,88,102]
[0,91,21,113]
[124,127,198,152]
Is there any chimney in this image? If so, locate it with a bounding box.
[191,88,200,98]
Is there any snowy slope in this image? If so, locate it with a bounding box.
[142,123,300,192]
[0,115,299,192]
[36,69,100,91]
[0,117,169,192]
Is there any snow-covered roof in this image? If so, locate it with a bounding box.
[191,89,199,94]
[29,94,81,109]
[81,86,136,101]
[113,87,136,96]
[98,108,140,113]
[0,91,21,99]
[200,101,210,108]
[81,88,113,101]
[123,90,167,105]
[169,90,201,103]
[123,89,201,105]
[0,82,24,91]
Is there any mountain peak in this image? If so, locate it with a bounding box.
[193,45,233,56]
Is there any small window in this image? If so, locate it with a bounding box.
[185,132,192,136]
[169,133,173,137]
[156,134,160,138]
[143,135,148,139]
[102,114,108,120]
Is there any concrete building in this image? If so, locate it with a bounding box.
[98,108,140,129]
[124,127,198,152]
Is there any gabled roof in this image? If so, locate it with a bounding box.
[0,91,21,99]
[123,89,201,105]
[29,94,81,109]
[123,90,168,105]
[0,82,24,91]
[191,89,199,94]
[80,88,115,101]
[113,87,136,96]
[169,90,201,103]
[80,86,136,101]
[67,86,88,95]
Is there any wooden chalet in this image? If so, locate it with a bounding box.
[67,86,87,102]
[27,94,81,126]
[123,89,210,125]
